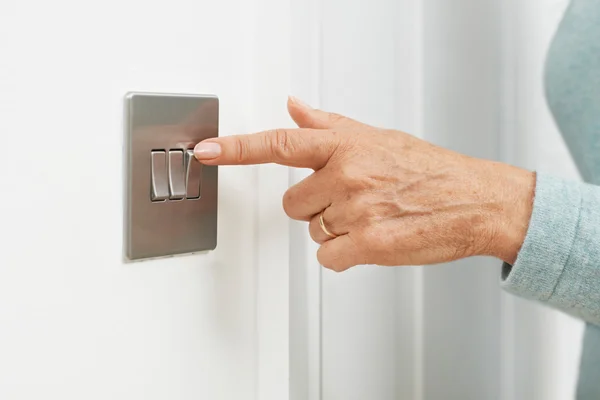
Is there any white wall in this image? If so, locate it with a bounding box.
[0,0,291,399]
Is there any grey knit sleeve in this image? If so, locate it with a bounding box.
[501,172,600,325]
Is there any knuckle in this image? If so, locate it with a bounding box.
[234,138,248,163]
[316,247,327,265]
[270,129,296,160]
[329,264,346,273]
[309,221,322,244]
[316,247,334,270]
[317,246,347,272]
[338,164,358,182]
[349,196,372,219]
[282,189,297,218]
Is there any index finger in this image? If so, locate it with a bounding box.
[193,128,340,169]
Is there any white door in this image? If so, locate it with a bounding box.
[0,0,292,399]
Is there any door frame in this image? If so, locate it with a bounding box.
[287,0,425,398]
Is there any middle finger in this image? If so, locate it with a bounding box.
[284,168,340,221]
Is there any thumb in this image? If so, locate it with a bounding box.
[287,96,366,130]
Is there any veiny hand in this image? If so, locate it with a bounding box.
[194,97,535,272]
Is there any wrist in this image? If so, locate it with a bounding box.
[483,163,536,264]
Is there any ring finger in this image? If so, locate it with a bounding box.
[308,204,349,244]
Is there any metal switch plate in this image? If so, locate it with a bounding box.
[125,92,218,261]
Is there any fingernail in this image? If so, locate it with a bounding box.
[194,141,222,160]
[289,96,312,109]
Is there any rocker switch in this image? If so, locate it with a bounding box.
[186,150,202,199]
[168,150,186,200]
[150,151,169,202]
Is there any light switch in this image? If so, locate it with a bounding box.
[125,92,219,261]
[151,151,169,201]
[168,150,186,200]
[186,149,202,199]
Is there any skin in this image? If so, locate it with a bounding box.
[194,96,536,272]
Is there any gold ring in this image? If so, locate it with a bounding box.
[319,211,338,239]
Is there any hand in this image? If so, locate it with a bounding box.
[194,97,535,272]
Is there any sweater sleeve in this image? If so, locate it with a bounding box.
[501,172,600,325]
